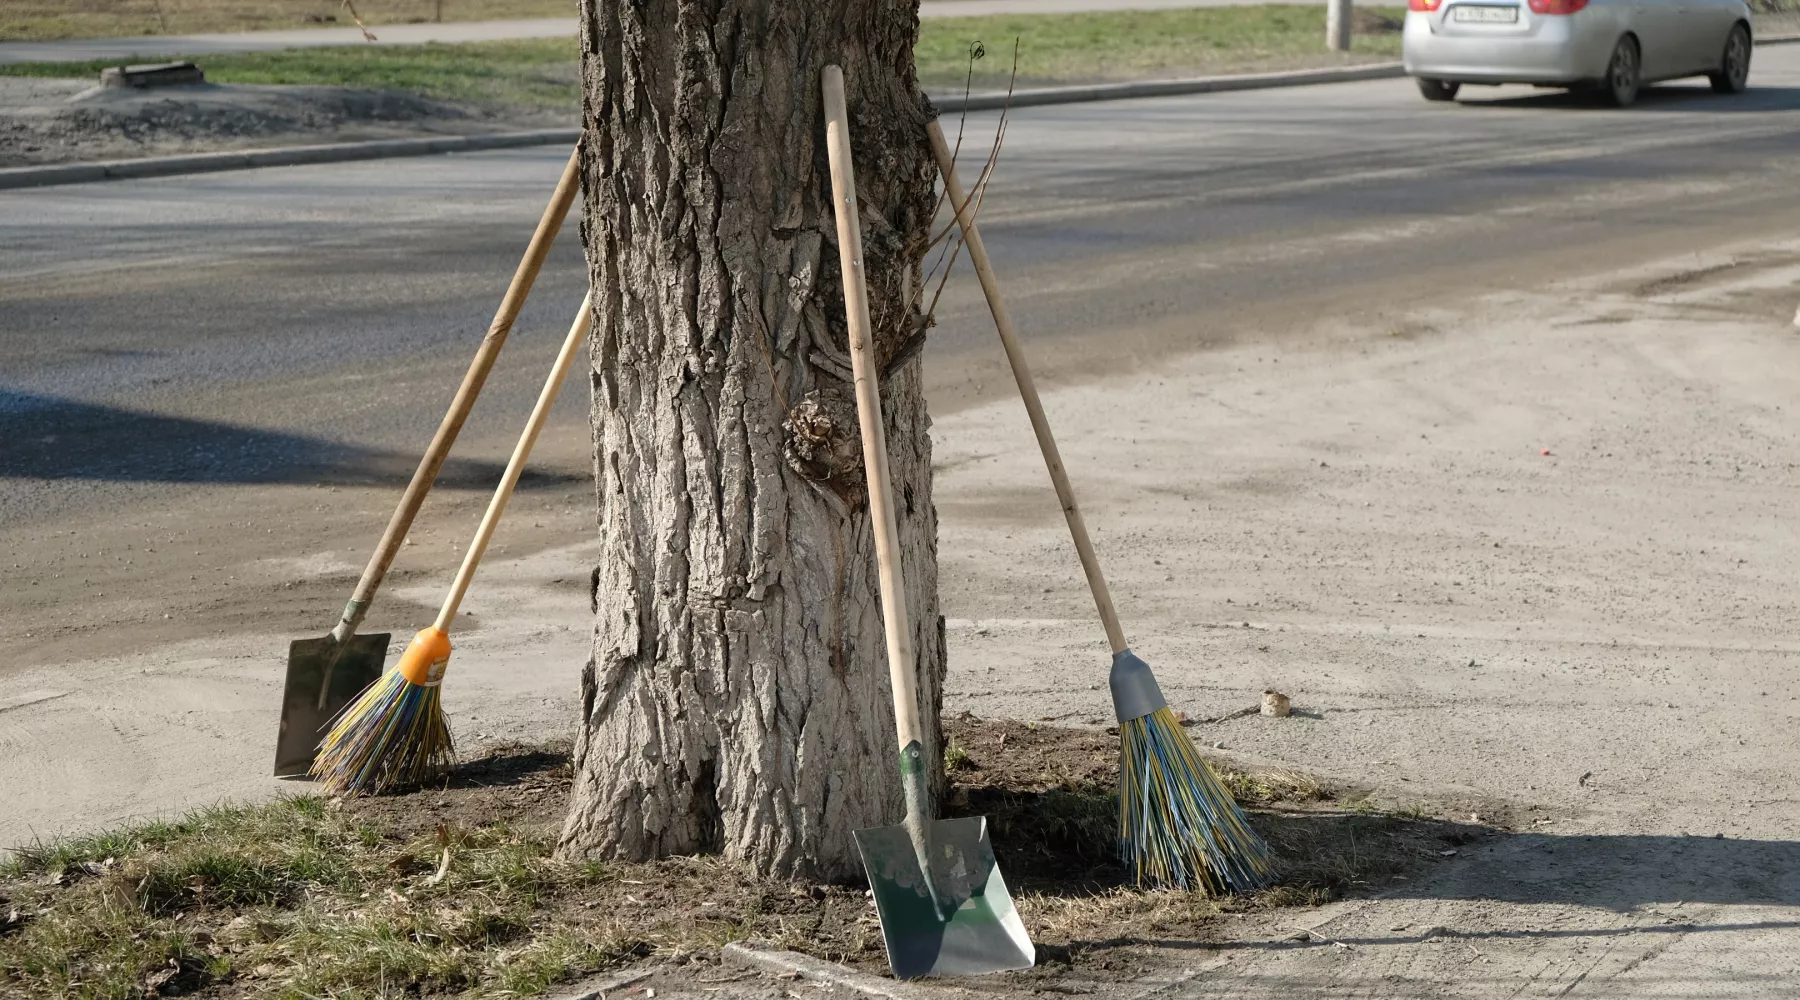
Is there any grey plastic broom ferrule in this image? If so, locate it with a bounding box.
[1109,649,1168,723]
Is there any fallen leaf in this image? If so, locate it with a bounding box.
[422,845,452,887]
[143,959,180,993]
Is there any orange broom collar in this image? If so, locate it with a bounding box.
[395,627,452,687]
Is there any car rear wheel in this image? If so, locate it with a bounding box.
[1417,77,1461,102]
[1710,24,1751,94]
[1603,36,1641,107]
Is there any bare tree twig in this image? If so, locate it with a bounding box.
[922,41,985,289]
[342,0,378,41]
[925,37,1016,253]
[920,37,1019,331]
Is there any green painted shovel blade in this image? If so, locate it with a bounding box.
[855,815,1035,979]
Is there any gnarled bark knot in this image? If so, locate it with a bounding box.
[783,388,865,496]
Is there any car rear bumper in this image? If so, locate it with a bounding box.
[1402,9,1616,84]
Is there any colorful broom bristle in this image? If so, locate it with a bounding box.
[310,627,454,796]
[1119,705,1275,893]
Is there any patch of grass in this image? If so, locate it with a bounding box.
[943,743,974,775]
[0,795,600,999]
[1220,766,1331,806]
[0,37,580,112]
[915,7,1407,91]
[0,0,574,42]
[0,787,862,1000]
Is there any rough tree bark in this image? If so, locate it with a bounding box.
[559,0,943,880]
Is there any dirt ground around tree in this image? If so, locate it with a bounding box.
[3,236,1800,996]
[1,718,1516,999]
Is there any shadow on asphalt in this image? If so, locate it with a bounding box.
[1454,83,1800,112]
[0,389,583,488]
[1383,829,1800,910]
[1113,827,1800,958]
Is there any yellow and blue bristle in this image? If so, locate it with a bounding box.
[311,668,453,796]
[1119,705,1274,893]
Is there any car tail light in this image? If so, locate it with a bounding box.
[1529,0,1589,13]
[1409,0,1443,9]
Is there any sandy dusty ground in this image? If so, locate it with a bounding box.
[925,241,1800,996]
[4,235,1800,995]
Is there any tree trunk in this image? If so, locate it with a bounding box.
[559,0,942,881]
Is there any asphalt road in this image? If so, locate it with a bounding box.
[7,52,1800,530]
[4,52,1800,684]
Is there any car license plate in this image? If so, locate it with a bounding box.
[1452,4,1519,21]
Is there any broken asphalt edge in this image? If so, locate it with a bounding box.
[6,35,1795,193]
[720,941,931,1000]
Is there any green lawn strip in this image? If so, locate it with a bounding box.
[916,7,1404,91]
[0,38,581,111]
[0,0,574,43]
[1,8,1406,112]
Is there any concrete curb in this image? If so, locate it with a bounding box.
[936,61,1407,113]
[7,34,1798,192]
[937,31,1800,112]
[721,942,931,1000]
[0,127,579,191]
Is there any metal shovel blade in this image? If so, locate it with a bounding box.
[855,815,1035,980]
[273,632,389,776]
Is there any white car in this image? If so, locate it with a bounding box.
[1403,0,1754,105]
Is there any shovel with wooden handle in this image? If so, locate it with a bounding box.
[273,146,583,777]
[822,66,1034,981]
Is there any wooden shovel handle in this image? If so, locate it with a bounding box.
[329,146,583,644]
[434,290,594,631]
[926,120,1128,654]
[824,67,925,750]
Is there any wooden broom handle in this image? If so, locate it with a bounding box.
[434,291,594,631]
[824,67,925,750]
[331,146,583,644]
[926,120,1129,654]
